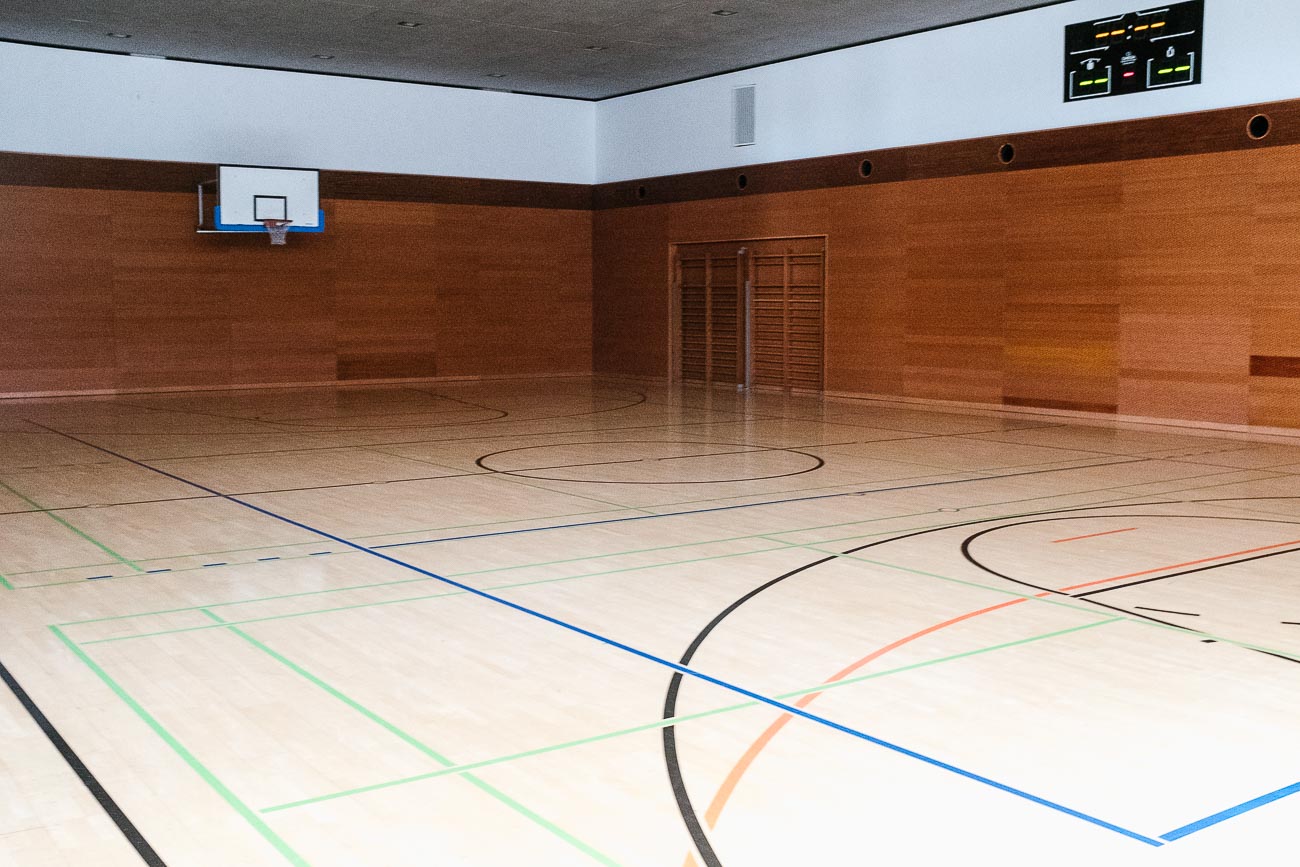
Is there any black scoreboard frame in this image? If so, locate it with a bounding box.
[1063,0,1205,103]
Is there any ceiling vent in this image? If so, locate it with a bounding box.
[732,85,757,147]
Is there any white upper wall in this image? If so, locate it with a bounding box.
[0,41,596,184]
[597,0,1300,182]
[6,0,1298,187]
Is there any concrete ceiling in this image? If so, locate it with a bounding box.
[0,0,1067,100]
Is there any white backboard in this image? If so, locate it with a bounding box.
[217,166,321,228]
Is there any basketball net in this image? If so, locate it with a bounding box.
[261,219,293,245]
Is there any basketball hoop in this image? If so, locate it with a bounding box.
[261,219,293,245]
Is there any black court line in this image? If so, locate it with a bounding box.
[475,440,827,484]
[0,493,218,518]
[32,421,1166,852]
[371,457,1154,550]
[96,386,647,435]
[957,515,1300,657]
[118,415,1051,464]
[663,497,1300,864]
[0,658,166,865]
[659,499,1208,864]
[1134,606,1202,617]
[1074,546,1300,598]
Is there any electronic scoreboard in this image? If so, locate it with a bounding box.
[1064,0,1204,102]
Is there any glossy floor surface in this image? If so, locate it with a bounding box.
[2,378,1299,866]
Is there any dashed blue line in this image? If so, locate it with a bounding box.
[146,569,172,574]
[202,563,227,568]
[86,575,112,581]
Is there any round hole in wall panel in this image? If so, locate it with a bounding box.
[859,159,874,178]
[1248,114,1272,140]
[999,143,1016,165]
[637,185,648,199]
[737,173,749,190]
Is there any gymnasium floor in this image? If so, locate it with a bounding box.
[2,377,1298,867]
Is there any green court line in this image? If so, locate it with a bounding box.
[212,616,621,865]
[54,459,1256,626]
[77,542,801,645]
[56,477,1161,628]
[49,625,310,866]
[781,541,1300,662]
[12,444,1171,590]
[0,571,12,590]
[1,480,144,573]
[8,502,639,580]
[60,495,1171,637]
[59,505,990,627]
[259,617,1121,813]
[11,452,1264,587]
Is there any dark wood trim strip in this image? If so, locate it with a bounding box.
[321,170,591,209]
[0,152,592,210]
[1003,396,1119,414]
[593,98,1300,209]
[1250,356,1300,379]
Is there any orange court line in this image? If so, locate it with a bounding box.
[691,535,1300,846]
[1052,527,1138,544]
[1058,538,1300,592]
[698,596,1033,831]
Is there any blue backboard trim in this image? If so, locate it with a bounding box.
[214,206,325,233]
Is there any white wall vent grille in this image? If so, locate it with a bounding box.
[732,85,756,147]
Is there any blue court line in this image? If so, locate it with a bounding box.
[39,425,1162,848]
[370,458,1148,551]
[1162,780,1300,841]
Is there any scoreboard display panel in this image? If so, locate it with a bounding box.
[1064,0,1204,102]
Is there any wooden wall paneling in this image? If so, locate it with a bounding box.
[822,184,910,398]
[225,202,338,386]
[593,206,671,379]
[334,199,447,381]
[0,186,118,392]
[2,183,594,395]
[1117,152,1254,424]
[1248,146,1300,427]
[435,205,592,378]
[1001,164,1122,413]
[594,143,1300,431]
[108,191,235,389]
[901,175,1009,404]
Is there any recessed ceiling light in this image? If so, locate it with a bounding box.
[583,45,608,51]
[106,32,132,38]
[712,9,739,15]
[486,72,507,78]
[396,20,422,27]
[312,53,335,59]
